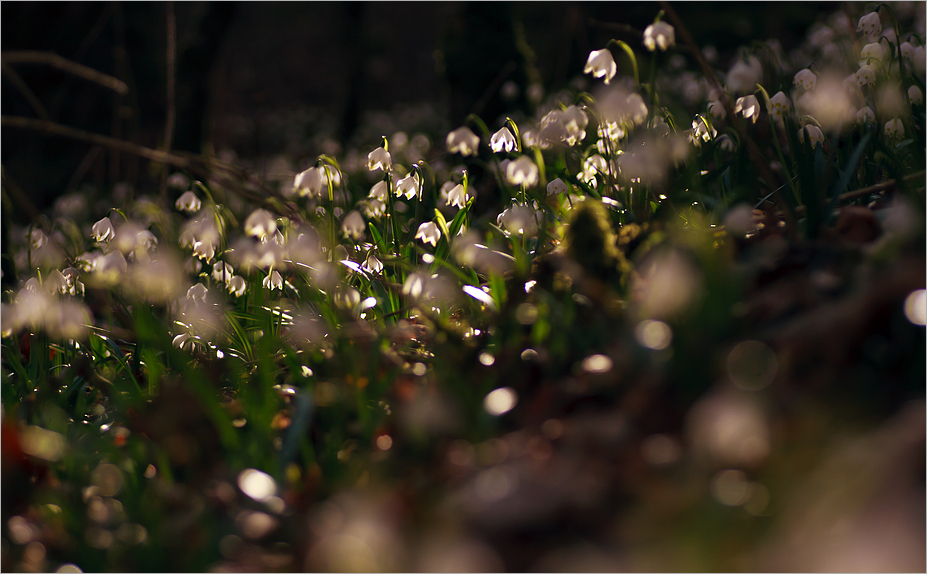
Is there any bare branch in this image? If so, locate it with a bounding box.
[2,50,129,95]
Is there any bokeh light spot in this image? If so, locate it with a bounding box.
[484,387,518,416]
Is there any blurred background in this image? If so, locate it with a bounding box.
[2,1,835,222]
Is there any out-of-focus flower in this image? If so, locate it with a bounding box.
[857,12,882,38]
[446,183,469,209]
[915,46,926,76]
[29,229,48,250]
[855,64,876,87]
[447,127,480,156]
[369,180,388,202]
[856,106,876,124]
[726,55,762,94]
[707,99,727,120]
[127,252,184,303]
[92,217,115,243]
[716,134,735,151]
[228,275,247,297]
[643,21,675,51]
[342,210,365,240]
[293,167,324,197]
[363,198,386,219]
[908,85,923,105]
[93,251,128,285]
[884,118,905,139]
[502,156,536,187]
[735,95,760,123]
[598,88,649,126]
[244,209,277,240]
[213,261,234,283]
[497,204,539,236]
[490,127,517,153]
[584,49,617,85]
[547,178,568,196]
[48,300,92,340]
[798,125,825,148]
[263,270,283,290]
[860,42,884,63]
[415,222,441,246]
[366,146,392,172]
[175,191,201,213]
[794,68,817,91]
[396,173,421,199]
[167,172,189,190]
[186,283,208,303]
[900,41,915,61]
[768,91,792,126]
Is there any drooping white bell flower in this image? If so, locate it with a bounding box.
[707,99,727,120]
[415,221,442,246]
[445,183,470,209]
[293,167,324,198]
[446,126,480,156]
[794,68,817,91]
[584,49,617,85]
[691,116,717,143]
[734,95,760,123]
[857,12,882,38]
[908,85,923,105]
[856,106,876,124]
[860,42,884,63]
[244,209,277,239]
[547,178,568,196]
[797,125,825,148]
[855,64,876,87]
[497,204,539,236]
[227,275,247,297]
[369,180,389,202]
[396,172,421,199]
[212,261,234,283]
[364,253,383,274]
[884,118,905,139]
[915,46,926,77]
[186,283,208,303]
[599,89,649,126]
[362,198,386,219]
[92,217,116,243]
[900,41,915,61]
[175,191,202,213]
[341,210,366,240]
[263,270,284,290]
[643,21,675,52]
[505,156,539,187]
[726,55,762,94]
[716,134,736,152]
[192,239,216,262]
[366,146,392,172]
[768,91,792,124]
[490,127,517,153]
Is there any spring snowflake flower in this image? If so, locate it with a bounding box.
[167,172,189,190]
[600,89,649,126]
[29,229,48,250]
[915,46,926,77]
[193,240,216,262]
[227,275,247,297]
[396,172,421,199]
[716,134,735,151]
[366,146,392,172]
[855,64,876,87]
[342,210,365,240]
[490,127,517,153]
[175,191,201,213]
[707,99,727,120]
[643,21,675,52]
[884,118,904,139]
[857,12,881,38]
[445,183,469,209]
[901,41,915,61]
[908,85,923,105]
[798,125,825,148]
[498,204,538,236]
[734,95,760,123]
[794,69,817,91]
[415,221,441,246]
[547,178,568,196]
[505,156,539,187]
[582,154,608,184]
[860,42,884,63]
[186,283,208,303]
[213,261,234,283]
[691,116,716,143]
[364,253,383,274]
[768,91,792,124]
[856,106,876,124]
[363,198,386,219]
[244,209,277,239]
[293,167,324,197]
[726,55,762,94]
[446,126,480,156]
[263,270,283,290]
[92,217,115,242]
[584,49,617,85]
[369,180,389,202]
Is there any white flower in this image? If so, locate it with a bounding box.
[901,41,915,61]
[369,180,389,202]
[692,116,716,142]
[547,178,568,196]
[794,69,817,91]
[175,191,201,213]
[445,183,470,209]
[415,221,442,246]
[735,95,760,123]
[497,205,538,236]
[582,154,608,183]
[855,64,876,87]
[798,125,825,148]
[490,127,517,153]
[227,275,247,297]
[244,209,277,239]
[29,229,48,250]
[857,12,881,38]
[915,46,926,77]
[92,217,115,242]
[599,89,649,126]
[446,126,480,156]
[167,172,189,190]
[908,85,923,105]
[584,49,617,85]
[366,146,392,172]
[362,198,386,219]
[768,91,792,124]
[643,21,675,52]
[192,240,216,262]
[716,134,735,151]
[293,167,324,197]
[396,173,421,200]
[884,118,905,139]
[860,42,884,62]
[856,106,876,124]
[213,261,234,283]
[263,270,283,290]
[726,55,762,94]
[186,283,208,303]
[364,253,383,274]
[172,332,195,351]
[505,156,539,187]
[342,210,365,240]
[707,99,727,120]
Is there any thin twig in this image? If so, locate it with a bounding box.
[587,19,643,38]
[792,171,926,214]
[1,50,128,95]
[1,63,50,120]
[161,1,177,204]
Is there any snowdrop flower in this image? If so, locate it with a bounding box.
[263,270,283,290]
[213,261,234,283]
[547,178,568,196]
[445,183,469,209]
[505,156,539,187]
[734,95,760,123]
[857,12,881,38]
[490,127,517,153]
[227,275,247,297]
[366,146,392,172]
[855,64,876,87]
[446,126,480,156]
[860,42,884,63]
[175,191,201,213]
[186,283,208,303]
[192,239,216,262]
[364,253,383,274]
[92,217,115,243]
[856,106,876,124]
[584,49,617,84]
[726,55,762,94]
[900,41,915,61]
[244,209,277,240]
[884,118,905,139]
[798,125,825,148]
[396,173,421,200]
[369,180,389,202]
[794,68,817,91]
[908,85,923,105]
[768,91,792,124]
[415,221,441,246]
[342,210,365,240]
[643,21,675,51]
[293,167,324,198]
